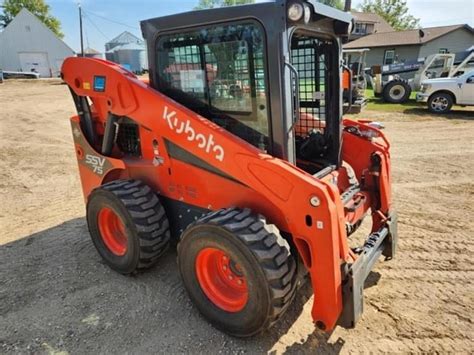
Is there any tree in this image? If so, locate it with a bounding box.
[360,0,420,31]
[195,0,255,10]
[0,0,64,38]
[318,0,344,10]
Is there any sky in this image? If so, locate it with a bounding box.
[7,0,474,53]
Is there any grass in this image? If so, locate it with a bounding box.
[364,89,425,112]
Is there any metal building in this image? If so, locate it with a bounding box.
[0,8,75,78]
[105,31,148,73]
[84,47,103,59]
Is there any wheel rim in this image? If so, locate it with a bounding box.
[195,248,248,312]
[389,85,405,100]
[97,207,128,256]
[431,97,449,112]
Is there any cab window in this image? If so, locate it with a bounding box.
[156,22,270,151]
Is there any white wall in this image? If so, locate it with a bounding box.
[0,9,75,77]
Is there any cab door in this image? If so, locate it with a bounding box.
[461,73,474,104]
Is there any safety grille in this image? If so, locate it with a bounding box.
[291,37,332,137]
[117,123,141,157]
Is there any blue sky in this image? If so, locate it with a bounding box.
[28,0,474,52]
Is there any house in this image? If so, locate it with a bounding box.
[344,24,474,68]
[105,31,148,73]
[349,11,394,40]
[0,8,74,77]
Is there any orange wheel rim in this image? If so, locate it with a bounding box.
[98,207,128,256]
[195,248,248,312]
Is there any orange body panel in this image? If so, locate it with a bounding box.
[63,57,393,331]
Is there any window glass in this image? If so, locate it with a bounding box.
[156,22,270,150]
[206,40,252,113]
[354,23,367,35]
[384,50,395,65]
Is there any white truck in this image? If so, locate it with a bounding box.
[372,49,474,104]
[416,70,474,113]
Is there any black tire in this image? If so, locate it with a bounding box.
[428,92,453,114]
[87,179,170,275]
[177,207,297,337]
[382,79,412,103]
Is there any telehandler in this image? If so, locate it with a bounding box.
[62,0,397,337]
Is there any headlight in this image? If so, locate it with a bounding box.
[420,84,431,93]
[288,2,304,22]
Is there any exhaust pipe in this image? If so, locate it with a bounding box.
[344,0,352,12]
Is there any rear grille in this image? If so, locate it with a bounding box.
[117,123,141,157]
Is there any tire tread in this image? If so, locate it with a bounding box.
[95,179,170,271]
[179,207,297,334]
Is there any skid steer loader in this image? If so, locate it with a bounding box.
[62,0,397,337]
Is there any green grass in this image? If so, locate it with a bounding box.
[364,89,425,112]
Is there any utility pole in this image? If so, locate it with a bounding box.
[344,0,352,12]
[78,2,84,57]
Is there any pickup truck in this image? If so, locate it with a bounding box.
[417,70,474,113]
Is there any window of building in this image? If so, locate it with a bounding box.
[384,49,395,65]
[354,23,368,35]
[439,48,449,54]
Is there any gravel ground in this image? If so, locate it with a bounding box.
[1,80,473,354]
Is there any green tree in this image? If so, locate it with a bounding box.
[360,0,420,30]
[0,0,64,38]
[318,0,344,10]
[195,0,255,10]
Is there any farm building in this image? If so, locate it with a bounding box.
[0,8,75,78]
[344,24,474,67]
[105,31,148,73]
[84,47,103,59]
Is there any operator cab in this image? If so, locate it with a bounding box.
[141,0,352,175]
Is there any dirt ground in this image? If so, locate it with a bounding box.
[1,80,473,354]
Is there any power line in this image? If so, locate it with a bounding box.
[82,9,140,31]
[83,12,111,42]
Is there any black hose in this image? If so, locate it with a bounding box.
[102,113,118,156]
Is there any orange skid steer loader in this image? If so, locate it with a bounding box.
[62,0,397,337]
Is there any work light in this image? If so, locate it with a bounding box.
[288,2,304,22]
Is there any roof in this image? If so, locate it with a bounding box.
[106,42,145,52]
[344,24,474,49]
[106,31,143,45]
[84,47,100,54]
[0,8,75,54]
[350,11,394,33]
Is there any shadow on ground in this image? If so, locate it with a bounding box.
[1,218,345,354]
[403,107,474,120]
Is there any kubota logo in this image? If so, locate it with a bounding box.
[163,106,225,162]
[85,154,105,175]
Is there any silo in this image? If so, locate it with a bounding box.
[115,43,146,73]
[140,48,149,71]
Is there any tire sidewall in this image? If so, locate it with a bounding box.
[428,93,453,113]
[384,80,411,103]
[87,189,141,274]
[178,224,272,337]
